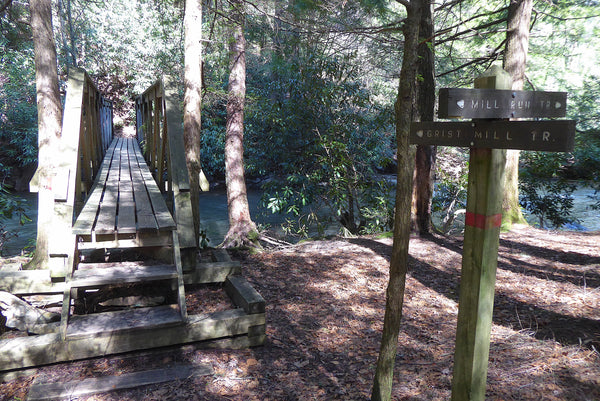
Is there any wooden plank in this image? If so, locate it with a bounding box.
[0,366,38,383]
[116,139,136,233]
[93,183,118,234]
[157,102,167,190]
[72,139,119,235]
[0,271,65,295]
[410,120,575,151]
[89,89,101,173]
[70,264,177,288]
[129,139,175,230]
[183,261,242,284]
[80,91,93,189]
[163,77,190,191]
[51,67,85,198]
[76,233,172,250]
[132,178,157,231]
[67,305,182,338]
[225,276,266,315]
[173,191,197,249]
[212,249,233,262]
[0,309,265,371]
[116,189,136,233]
[93,138,122,234]
[26,364,213,401]
[171,231,188,321]
[162,78,196,250]
[438,88,567,119]
[248,324,266,338]
[152,97,161,171]
[129,140,158,232]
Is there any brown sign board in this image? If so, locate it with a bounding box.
[438,88,567,119]
[410,120,575,152]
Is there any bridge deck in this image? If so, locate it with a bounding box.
[73,137,175,238]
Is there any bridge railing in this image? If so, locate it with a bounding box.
[38,67,113,277]
[135,78,196,268]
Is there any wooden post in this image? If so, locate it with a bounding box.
[163,77,197,270]
[451,65,512,401]
[46,68,86,278]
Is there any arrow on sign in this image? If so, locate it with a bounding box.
[438,88,568,119]
[410,120,575,152]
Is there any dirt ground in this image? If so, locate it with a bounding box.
[1,226,599,400]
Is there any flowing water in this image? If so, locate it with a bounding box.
[2,186,599,257]
[0,189,296,256]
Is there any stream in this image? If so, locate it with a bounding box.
[0,189,312,256]
[1,186,599,257]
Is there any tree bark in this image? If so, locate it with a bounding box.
[502,0,533,227]
[183,0,203,246]
[29,0,63,269]
[371,1,422,400]
[411,0,436,235]
[221,1,257,248]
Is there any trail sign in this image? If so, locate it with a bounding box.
[418,65,578,401]
[439,88,567,119]
[410,120,575,152]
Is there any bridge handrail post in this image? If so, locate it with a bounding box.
[29,67,113,277]
[30,68,113,278]
[135,77,197,270]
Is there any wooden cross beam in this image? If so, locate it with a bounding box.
[410,65,575,401]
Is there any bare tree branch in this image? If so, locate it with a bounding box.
[533,7,600,21]
[437,38,507,77]
[436,11,507,44]
[238,0,405,36]
[434,0,466,12]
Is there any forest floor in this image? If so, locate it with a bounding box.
[1,226,599,400]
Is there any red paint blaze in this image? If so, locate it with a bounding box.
[465,212,502,230]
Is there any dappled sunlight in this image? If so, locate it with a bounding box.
[2,228,599,399]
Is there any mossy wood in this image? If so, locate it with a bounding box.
[0,309,265,371]
[0,261,243,295]
[26,364,213,401]
[225,275,266,315]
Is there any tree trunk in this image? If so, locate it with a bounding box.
[502,0,533,227]
[411,0,436,235]
[29,0,63,269]
[221,1,257,249]
[66,0,77,66]
[183,0,202,246]
[371,2,422,400]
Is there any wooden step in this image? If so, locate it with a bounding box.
[70,262,178,288]
[66,305,183,338]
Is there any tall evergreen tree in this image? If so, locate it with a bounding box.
[29,0,63,269]
[502,0,532,227]
[411,0,435,235]
[221,0,258,248]
[183,0,203,246]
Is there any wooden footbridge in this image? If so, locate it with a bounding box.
[0,69,265,373]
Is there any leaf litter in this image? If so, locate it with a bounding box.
[1,226,598,400]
